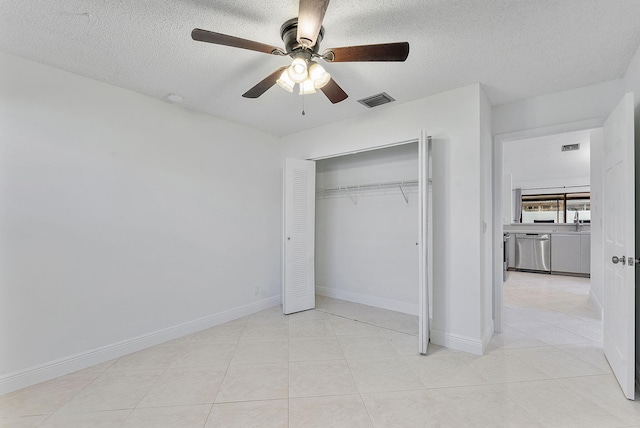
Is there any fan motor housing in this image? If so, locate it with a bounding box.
[280,18,324,55]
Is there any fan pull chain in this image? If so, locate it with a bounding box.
[301,92,306,116]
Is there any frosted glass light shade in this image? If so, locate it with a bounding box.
[287,57,308,83]
[299,78,316,94]
[276,69,295,92]
[308,62,330,89]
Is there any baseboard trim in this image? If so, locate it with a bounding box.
[430,329,484,355]
[0,295,281,395]
[316,286,418,316]
[481,321,494,354]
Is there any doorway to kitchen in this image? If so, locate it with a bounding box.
[493,123,604,334]
[503,129,593,280]
[493,125,606,385]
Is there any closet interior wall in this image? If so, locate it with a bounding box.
[315,143,419,315]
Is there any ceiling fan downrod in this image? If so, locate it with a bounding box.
[280,18,325,56]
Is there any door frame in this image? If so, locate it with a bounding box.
[309,138,420,161]
[491,118,606,332]
[307,133,431,353]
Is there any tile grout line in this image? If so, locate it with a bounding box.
[314,308,417,337]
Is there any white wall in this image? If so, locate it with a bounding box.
[315,144,419,314]
[493,79,625,136]
[624,43,640,105]
[282,84,492,354]
[0,53,282,392]
[589,128,604,315]
[503,131,591,194]
[503,175,513,224]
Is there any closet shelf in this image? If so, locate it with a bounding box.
[316,179,419,194]
[316,179,419,205]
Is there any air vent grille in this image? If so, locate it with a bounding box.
[561,143,580,152]
[357,92,395,108]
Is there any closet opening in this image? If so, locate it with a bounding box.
[283,134,432,355]
[313,142,423,348]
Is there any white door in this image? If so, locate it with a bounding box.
[282,158,316,315]
[418,131,432,354]
[603,92,635,400]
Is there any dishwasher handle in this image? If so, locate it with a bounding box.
[516,234,549,240]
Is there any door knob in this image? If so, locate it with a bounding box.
[612,256,626,265]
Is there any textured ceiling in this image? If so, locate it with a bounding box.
[2,0,640,136]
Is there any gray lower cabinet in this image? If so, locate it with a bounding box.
[551,234,581,273]
[550,233,590,275]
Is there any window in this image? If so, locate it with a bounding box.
[521,192,590,224]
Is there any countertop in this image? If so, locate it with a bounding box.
[503,224,590,235]
[504,230,591,235]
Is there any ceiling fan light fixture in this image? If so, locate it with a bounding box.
[276,69,295,92]
[288,57,308,83]
[191,2,409,105]
[309,62,330,88]
[299,78,317,95]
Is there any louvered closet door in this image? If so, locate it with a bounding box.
[283,158,316,315]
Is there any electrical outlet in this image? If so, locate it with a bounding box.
[253,286,259,296]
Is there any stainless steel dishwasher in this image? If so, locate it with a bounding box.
[515,233,551,272]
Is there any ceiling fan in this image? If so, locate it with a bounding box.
[191,0,409,104]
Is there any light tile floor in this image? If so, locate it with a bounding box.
[3,272,640,427]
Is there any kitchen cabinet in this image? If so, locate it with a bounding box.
[551,233,590,275]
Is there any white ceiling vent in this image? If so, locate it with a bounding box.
[357,92,395,108]
[561,143,580,152]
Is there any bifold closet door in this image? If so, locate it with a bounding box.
[418,131,432,355]
[282,158,316,315]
